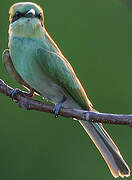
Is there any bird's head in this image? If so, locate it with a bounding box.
[9,2,44,37]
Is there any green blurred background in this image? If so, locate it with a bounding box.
[0,0,132,179]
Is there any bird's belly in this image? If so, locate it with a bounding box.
[30,76,66,103]
[10,36,80,108]
[9,38,64,103]
[17,58,79,108]
[23,69,79,108]
[27,74,80,109]
[20,63,67,103]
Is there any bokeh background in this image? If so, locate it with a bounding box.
[0,0,132,179]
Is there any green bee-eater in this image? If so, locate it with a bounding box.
[2,2,130,177]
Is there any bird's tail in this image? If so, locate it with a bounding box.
[79,120,130,178]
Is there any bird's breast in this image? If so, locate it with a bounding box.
[9,35,68,103]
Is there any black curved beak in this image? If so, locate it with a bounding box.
[25,9,36,18]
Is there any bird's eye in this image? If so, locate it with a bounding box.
[38,13,42,19]
[12,11,22,23]
[15,11,21,17]
[14,11,23,19]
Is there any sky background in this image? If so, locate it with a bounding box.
[0,0,132,179]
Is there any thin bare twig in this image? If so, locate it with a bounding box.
[0,79,132,127]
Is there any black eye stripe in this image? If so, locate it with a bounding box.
[12,11,42,23]
[12,11,23,23]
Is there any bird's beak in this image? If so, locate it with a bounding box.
[25,9,36,18]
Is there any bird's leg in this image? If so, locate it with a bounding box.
[10,88,20,100]
[53,95,67,117]
[10,88,34,100]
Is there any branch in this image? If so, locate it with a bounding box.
[0,79,132,127]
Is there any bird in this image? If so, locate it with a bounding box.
[2,2,130,178]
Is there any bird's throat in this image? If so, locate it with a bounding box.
[9,18,44,38]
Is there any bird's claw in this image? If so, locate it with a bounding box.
[10,88,34,101]
[10,88,20,100]
[53,96,66,117]
[53,103,62,117]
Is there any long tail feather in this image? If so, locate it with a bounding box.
[79,120,130,178]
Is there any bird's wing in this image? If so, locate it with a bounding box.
[37,48,131,177]
[2,49,31,89]
[37,47,93,110]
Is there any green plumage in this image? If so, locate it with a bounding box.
[37,48,91,109]
[3,2,130,178]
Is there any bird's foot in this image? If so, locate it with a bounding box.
[10,88,34,100]
[53,96,66,117]
[10,88,21,100]
[53,103,63,117]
